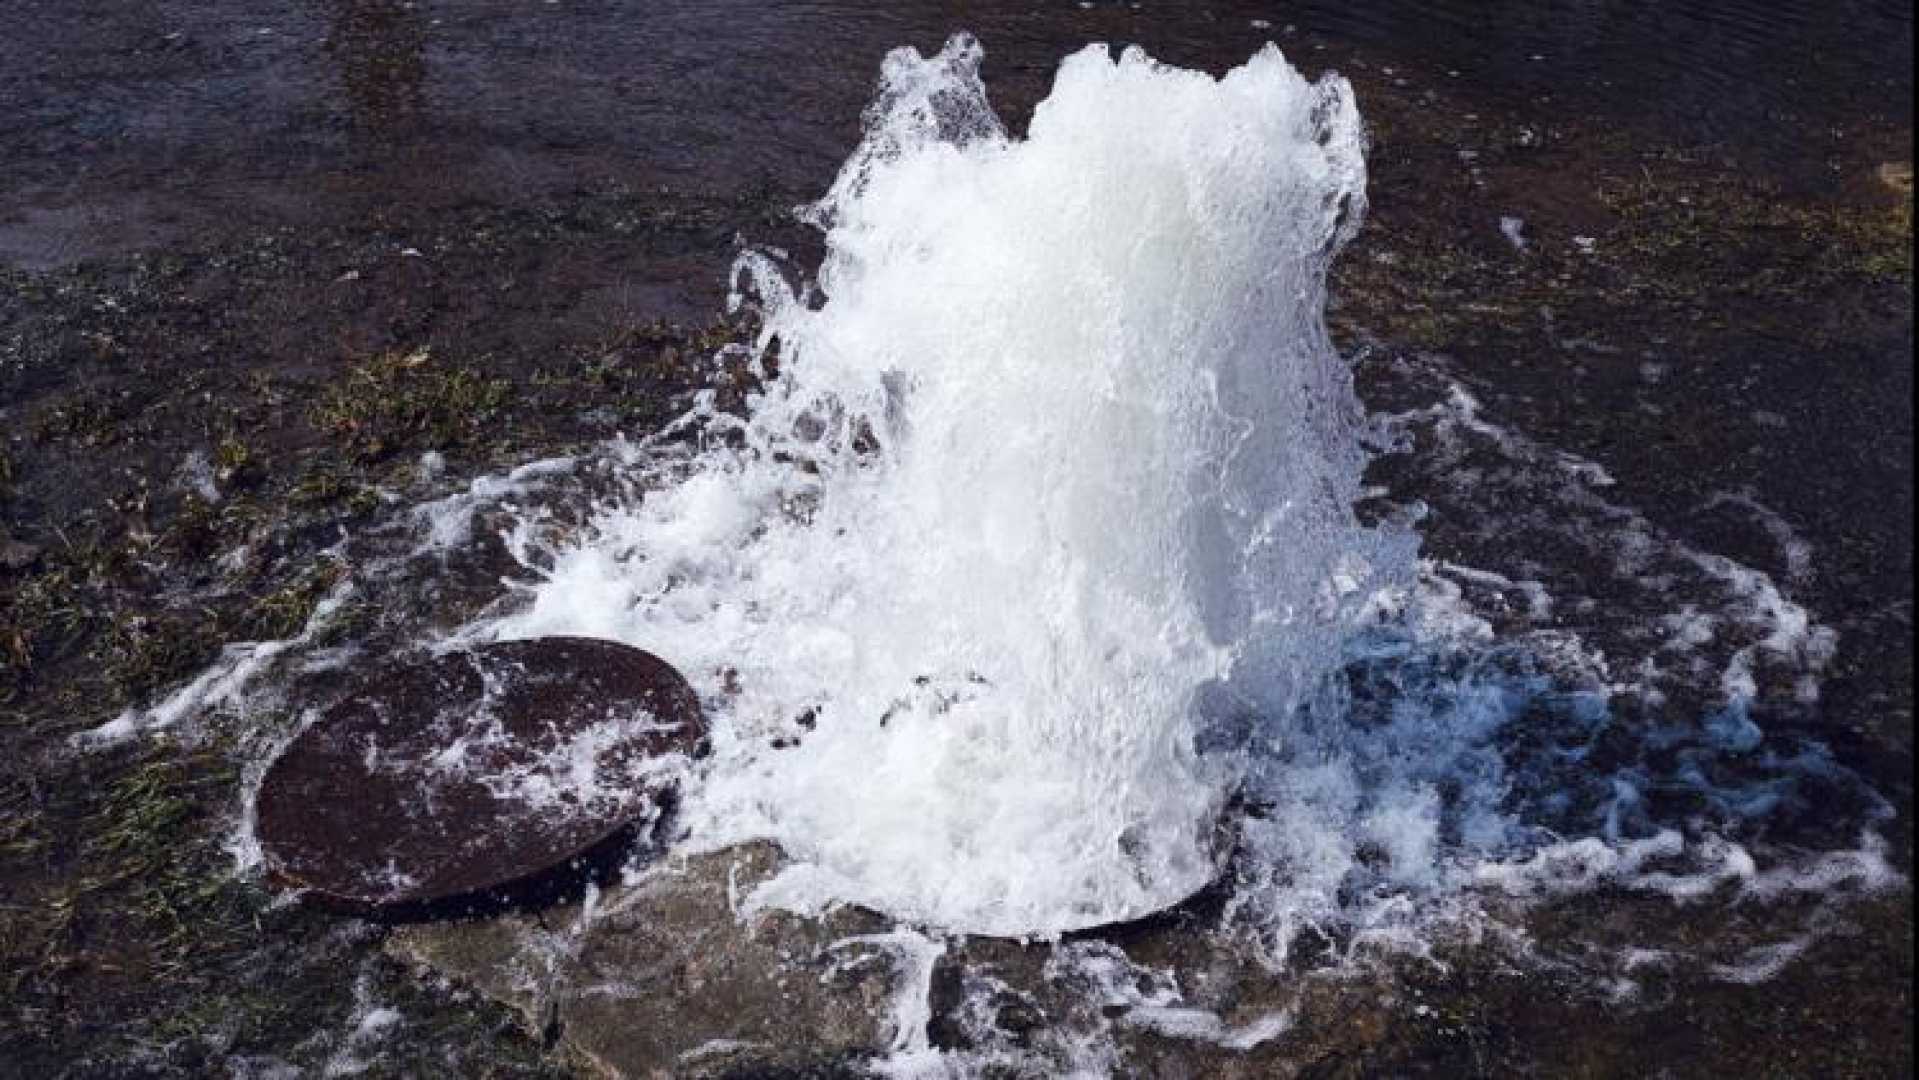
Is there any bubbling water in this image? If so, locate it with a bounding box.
[492,35,1413,935]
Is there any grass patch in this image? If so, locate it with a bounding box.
[245,559,349,640]
[289,457,385,516]
[1,565,92,698]
[1598,173,1914,291]
[311,348,510,463]
[30,390,137,449]
[213,432,256,487]
[98,611,224,705]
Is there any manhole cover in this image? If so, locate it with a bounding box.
[255,636,704,909]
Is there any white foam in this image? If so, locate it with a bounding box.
[436,35,1899,969]
[1127,1005,1292,1050]
[1709,937,1810,984]
[483,34,1409,936]
[839,929,948,1073]
[321,964,405,1078]
[77,579,354,746]
[1047,941,1292,1052]
[177,450,222,503]
[1499,216,1528,252]
[408,455,575,555]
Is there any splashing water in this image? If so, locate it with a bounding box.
[92,37,1897,1036]
[489,35,1414,936]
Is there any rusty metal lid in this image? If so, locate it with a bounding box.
[255,636,704,910]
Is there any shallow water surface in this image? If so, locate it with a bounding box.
[2,0,1909,267]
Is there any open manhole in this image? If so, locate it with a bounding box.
[255,636,704,912]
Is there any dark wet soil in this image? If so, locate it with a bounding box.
[2,3,1910,1077]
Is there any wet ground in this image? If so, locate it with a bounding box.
[3,1,1908,271]
[2,3,1911,1077]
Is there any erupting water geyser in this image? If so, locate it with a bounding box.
[492,35,1412,936]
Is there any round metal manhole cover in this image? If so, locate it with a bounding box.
[255,636,705,909]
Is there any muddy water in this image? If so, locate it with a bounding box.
[2,1,1909,269]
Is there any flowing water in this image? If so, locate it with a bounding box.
[455,30,1897,945]
[32,3,1909,1073]
[83,26,1906,1073]
[482,36,1407,936]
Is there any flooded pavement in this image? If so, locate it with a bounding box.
[1,3,1911,1077]
[2,1,1908,269]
